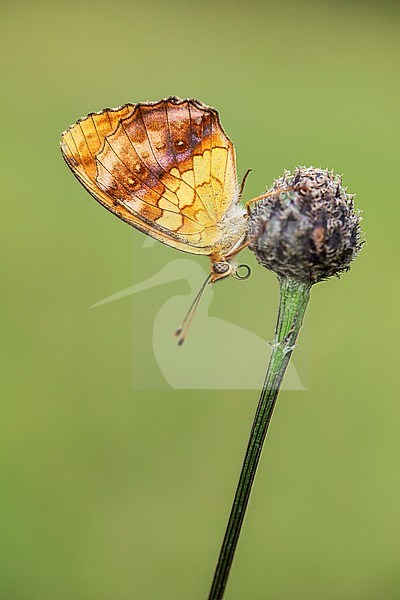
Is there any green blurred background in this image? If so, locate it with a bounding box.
[1,1,399,598]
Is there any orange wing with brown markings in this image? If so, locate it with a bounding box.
[60,97,247,258]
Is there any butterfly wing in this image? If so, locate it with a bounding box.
[61,97,246,256]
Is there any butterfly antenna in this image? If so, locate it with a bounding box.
[175,273,211,345]
[239,168,252,200]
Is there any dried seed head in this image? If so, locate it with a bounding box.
[248,167,364,284]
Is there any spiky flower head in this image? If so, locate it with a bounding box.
[248,167,363,284]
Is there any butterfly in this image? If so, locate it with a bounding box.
[60,97,268,341]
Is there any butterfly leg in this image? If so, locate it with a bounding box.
[224,187,295,260]
[245,187,294,215]
[224,234,259,260]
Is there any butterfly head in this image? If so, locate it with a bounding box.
[210,261,234,283]
[211,261,251,283]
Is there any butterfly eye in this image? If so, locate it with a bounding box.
[213,262,230,274]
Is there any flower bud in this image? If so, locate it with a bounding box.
[248,167,363,284]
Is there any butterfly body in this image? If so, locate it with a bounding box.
[61,97,248,282]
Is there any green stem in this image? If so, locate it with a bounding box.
[207,276,311,600]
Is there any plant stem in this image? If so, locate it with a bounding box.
[207,276,311,600]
